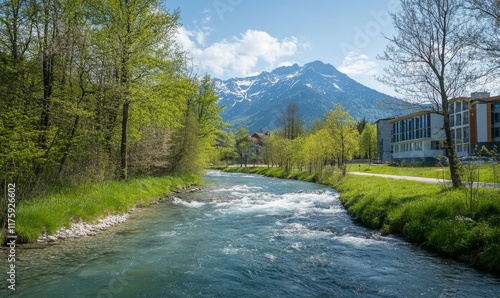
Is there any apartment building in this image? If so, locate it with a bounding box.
[376,92,500,163]
[450,92,500,156]
[389,111,445,163]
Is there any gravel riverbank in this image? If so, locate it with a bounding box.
[36,212,133,243]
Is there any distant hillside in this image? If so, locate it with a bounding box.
[214,60,407,132]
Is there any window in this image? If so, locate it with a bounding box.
[494,113,500,124]
[456,101,462,112]
[431,141,442,150]
[450,114,455,126]
[463,128,469,143]
[449,103,455,114]
[456,114,461,126]
[456,128,462,140]
[494,127,500,138]
[463,101,469,111]
[463,111,469,125]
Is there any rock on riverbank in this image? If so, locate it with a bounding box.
[37,212,133,243]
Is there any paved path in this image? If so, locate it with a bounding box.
[348,172,498,189]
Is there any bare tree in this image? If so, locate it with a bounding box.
[466,0,500,83]
[378,0,484,188]
[276,102,304,140]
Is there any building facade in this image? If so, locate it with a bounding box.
[375,117,394,163]
[376,92,500,163]
[450,92,500,156]
[471,93,500,151]
[389,111,446,163]
[448,97,471,157]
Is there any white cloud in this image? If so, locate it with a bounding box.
[338,51,378,76]
[174,27,300,78]
[175,27,198,51]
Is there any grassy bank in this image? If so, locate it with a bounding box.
[11,174,200,244]
[347,163,500,183]
[219,166,500,274]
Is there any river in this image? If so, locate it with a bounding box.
[3,170,500,297]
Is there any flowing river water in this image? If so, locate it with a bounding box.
[3,170,500,297]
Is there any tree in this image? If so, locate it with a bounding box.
[92,0,180,179]
[234,127,252,167]
[378,0,484,188]
[359,123,377,160]
[0,0,212,194]
[166,75,224,175]
[302,128,334,173]
[276,102,304,140]
[466,0,500,79]
[324,104,359,175]
[357,117,368,134]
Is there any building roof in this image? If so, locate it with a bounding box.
[473,95,500,104]
[388,110,439,123]
[375,116,395,124]
[449,95,500,104]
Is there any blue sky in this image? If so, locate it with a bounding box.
[166,0,400,95]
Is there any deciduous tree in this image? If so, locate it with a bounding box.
[324,104,359,175]
[359,123,377,160]
[276,102,304,140]
[378,0,484,187]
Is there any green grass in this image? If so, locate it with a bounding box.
[220,166,500,275]
[347,163,500,183]
[14,175,200,244]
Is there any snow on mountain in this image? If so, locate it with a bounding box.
[214,60,404,132]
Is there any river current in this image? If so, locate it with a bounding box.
[3,170,500,297]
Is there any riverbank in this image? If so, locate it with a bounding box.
[217,166,500,275]
[10,174,201,245]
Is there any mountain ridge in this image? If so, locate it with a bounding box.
[214,60,404,132]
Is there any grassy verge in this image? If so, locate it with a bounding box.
[11,174,200,244]
[347,163,500,183]
[220,166,500,275]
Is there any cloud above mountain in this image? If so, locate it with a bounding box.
[175,27,302,78]
[338,51,378,76]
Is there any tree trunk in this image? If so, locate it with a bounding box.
[440,86,462,188]
[443,105,462,188]
[120,100,129,180]
[40,53,54,148]
[58,115,80,175]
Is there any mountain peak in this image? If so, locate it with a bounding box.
[270,63,300,76]
[303,60,342,77]
[214,61,403,132]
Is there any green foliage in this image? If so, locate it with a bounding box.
[301,129,333,173]
[324,104,360,174]
[0,0,222,240]
[0,0,218,184]
[335,175,500,274]
[165,75,225,175]
[359,122,377,160]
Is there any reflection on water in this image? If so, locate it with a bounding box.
[3,170,500,297]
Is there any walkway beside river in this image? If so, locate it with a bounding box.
[348,171,498,188]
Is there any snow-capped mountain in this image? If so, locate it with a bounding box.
[214,60,404,132]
